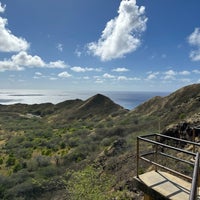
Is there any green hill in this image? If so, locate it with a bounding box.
[0,84,200,199]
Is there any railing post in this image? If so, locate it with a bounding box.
[193,128,195,153]
[137,137,139,178]
[155,134,158,172]
[189,152,200,200]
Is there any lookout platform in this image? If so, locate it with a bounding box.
[134,133,200,200]
[134,171,195,200]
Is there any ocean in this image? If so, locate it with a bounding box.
[0,89,169,110]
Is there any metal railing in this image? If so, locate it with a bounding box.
[136,133,200,199]
[190,152,200,200]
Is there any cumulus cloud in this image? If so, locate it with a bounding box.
[163,70,176,80]
[35,72,42,76]
[193,69,200,74]
[12,51,45,67]
[117,76,139,81]
[188,28,200,61]
[0,60,23,72]
[117,76,128,80]
[146,72,159,80]
[71,66,86,72]
[94,76,104,84]
[0,3,29,52]
[103,73,115,79]
[87,0,147,61]
[0,51,67,71]
[58,71,72,78]
[71,66,101,72]
[112,67,129,72]
[48,60,67,68]
[0,15,29,52]
[179,70,190,75]
[147,74,157,80]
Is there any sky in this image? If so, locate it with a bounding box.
[0,0,200,92]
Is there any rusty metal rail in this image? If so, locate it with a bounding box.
[136,133,200,199]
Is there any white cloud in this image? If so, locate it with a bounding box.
[0,60,23,72]
[179,70,190,75]
[71,66,101,72]
[95,78,104,84]
[33,76,40,79]
[35,72,42,76]
[58,71,72,78]
[87,0,147,61]
[57,43,63,52]
[85,67,102,72]
[75,48,82,57]
[188,28,200,61]
[163,70,176,80]
[190,50,200,61]
[188,28,200,46]
[147,74,156,80]
[193,69,200,74]
[164,70,176,76]
[132,77,141,81]
[0,51,67,71]
[118,76,128,80]
[103,73,115,79]
[12,51,45,67]
[118,76,140,81]
[112,67,129,72]
[146,72,159,80]
[0,2,6,13]
[179,78,191,83]
[71,66,86,72]
[0,17,29,52]
[48,60,67,68]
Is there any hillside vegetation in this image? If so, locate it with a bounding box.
[0,84,200,199]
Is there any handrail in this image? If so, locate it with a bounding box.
[138,136,196,156]
[137,133,199,182]
[157,133,200,147]
[189,152,200,200]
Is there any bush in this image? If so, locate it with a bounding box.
[0,157,3,165]
[13,163,23,173]
[67,166,115,200]
[6,156,16,167]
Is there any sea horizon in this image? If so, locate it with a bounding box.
[0,89,170,110]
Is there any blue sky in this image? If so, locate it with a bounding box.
[0,0,200,92]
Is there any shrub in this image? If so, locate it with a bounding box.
[13,163,23,173]
[0,157,3,165]
[6,156,16,167]
[67,166,115,200]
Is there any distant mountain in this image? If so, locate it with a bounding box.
[77,93,125,115]
[49,94,127,125]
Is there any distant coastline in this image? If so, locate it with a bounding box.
[0,90,170,110]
